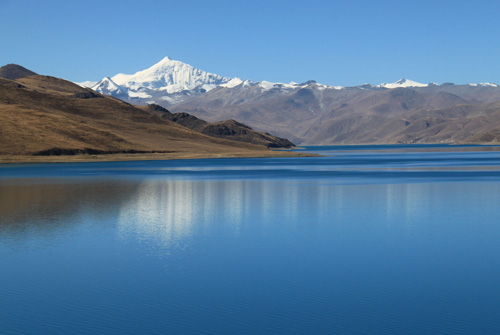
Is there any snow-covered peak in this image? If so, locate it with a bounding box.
[242,80,258,88]
[76,80,98,88]
[468,82,499,87]
[258,81,276,91]
[257,80,343,92]
[257,80,303,91]
[91,77,125,95]
[378,79,428,89]
[220,77,244,88]
[110,57,232,94]
[158,56,172,63]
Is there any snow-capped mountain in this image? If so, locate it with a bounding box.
[377,79,428,89]
[468,82,499,87]
[76,57,500,108]
[77,80,98,88]
[111,56,232,93]
[76,57,237,105]
[72,57,500,146]
[91,77,126,96]
[75,57,348,105]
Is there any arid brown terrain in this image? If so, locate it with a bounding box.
[139,104,294,148]
[169,82,500,145]
[0,65,304,163]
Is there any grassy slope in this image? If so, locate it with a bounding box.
[0,76,310,163]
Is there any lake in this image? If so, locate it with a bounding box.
[2,145,500,334]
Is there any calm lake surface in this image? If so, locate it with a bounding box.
[2,145,500,334]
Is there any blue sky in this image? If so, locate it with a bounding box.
[1,0,499,86]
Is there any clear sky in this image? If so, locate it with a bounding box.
[1,0,499,86]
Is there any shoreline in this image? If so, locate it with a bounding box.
[0,150,320,165]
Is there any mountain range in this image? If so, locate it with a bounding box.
[78,58,500,145]
[0,64,298,162]
[78,57,238,106]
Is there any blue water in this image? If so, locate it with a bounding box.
[2,145,500,334]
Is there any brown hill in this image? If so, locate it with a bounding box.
[140,104,294,148]
[0,64,37,80]
[0,69,303,162]
[200,119,294,148]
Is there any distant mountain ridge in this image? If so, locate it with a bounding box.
[76,57,499,107]
[74,58,500,145]
[170,83,500,145]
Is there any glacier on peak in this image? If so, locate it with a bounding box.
[377,79,428,89]
[76,80,98,88]
[220,77,244,88]
[74,57,500,109]
[91,77,126,95]
[468,82,499,87]
[258,81,277,91]
[110,57,232,93]
[256,80,343,92]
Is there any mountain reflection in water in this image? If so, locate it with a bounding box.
[3,176,496,251]
[2,148,500,334]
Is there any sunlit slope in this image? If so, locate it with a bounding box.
[0,74,275,156]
